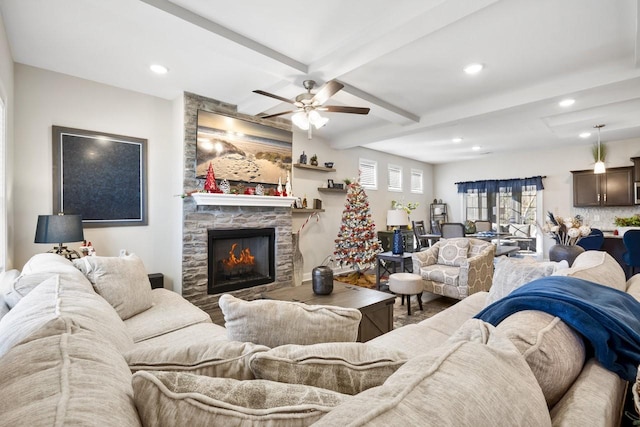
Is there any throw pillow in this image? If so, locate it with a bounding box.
[218,294,362,347]
[250,342,408,395]
[437,238,469,267]
[495,310,586,407]
[132,371,347,427]
[0,274,133,357]
[0,317,140,426]
[312,319,552,427]
[485,257,562,306]
[552,251,626,291]
[4,272,56,309]
[126,340,270,380]
[74,254,153,320]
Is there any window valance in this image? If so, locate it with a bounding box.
[456,176,544,193]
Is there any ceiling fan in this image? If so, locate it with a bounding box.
[253,80,370,139]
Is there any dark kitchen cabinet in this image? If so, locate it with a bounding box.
[572,167,634,207]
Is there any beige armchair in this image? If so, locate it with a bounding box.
[411,237,495,300]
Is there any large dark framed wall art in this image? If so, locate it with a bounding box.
[52,126,148,227]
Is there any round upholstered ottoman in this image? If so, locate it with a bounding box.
[388,272,423,315]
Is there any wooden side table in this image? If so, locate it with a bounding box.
[376,251,413,290]
[263,282,395,342]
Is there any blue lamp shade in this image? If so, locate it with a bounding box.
[34,214,84,245]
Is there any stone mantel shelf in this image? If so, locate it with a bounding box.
[191,193,297,208]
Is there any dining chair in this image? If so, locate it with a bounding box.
[440,223,466,238]
[622,230,640,277]
[474,220,492,232]
[576,228,604,251]
[412,220,428,250]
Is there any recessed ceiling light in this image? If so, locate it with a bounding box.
[150,64,168,74]
[471,145,481,151]
[579,132,591,138]
[559,98,575,107]
[452,137,463,143]
[464,63,484,75]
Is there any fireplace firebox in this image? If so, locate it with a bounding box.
[207,228,275,294]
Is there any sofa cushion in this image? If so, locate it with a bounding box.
[132,371,347,427]
[627,274,640,302]
[437,238,469,267]
[486,257,564,306]
[0,317,140,426]
[552,251,626,291]
[312,319,552,427]
[218,294,362,347]
[74,254,153,320]
[126,340,269,380]
[495,310,586,407]
[250,342,408,395]
[0,274,133,357]
[124,288,213,343]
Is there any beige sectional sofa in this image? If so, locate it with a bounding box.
[0,251,638,426]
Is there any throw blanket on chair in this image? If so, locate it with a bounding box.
[475,276,640,381]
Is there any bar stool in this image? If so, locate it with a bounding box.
[388,272,423,315]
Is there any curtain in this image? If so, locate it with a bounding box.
[456,176,544,193]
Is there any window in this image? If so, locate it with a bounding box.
[464,187,537,226]
[0,97,5,271]
[359,158,377,190]
[387,164,402,192]
[410,169,423,194]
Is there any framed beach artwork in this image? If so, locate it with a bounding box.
[196,110,292,185]
[52,126,147,227]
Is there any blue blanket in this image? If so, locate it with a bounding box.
[475,276,640,381]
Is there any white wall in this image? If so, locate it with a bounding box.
[291,132,434,279]
[0,11,14,269]
[13,65,183,290]
[434,138,640,252]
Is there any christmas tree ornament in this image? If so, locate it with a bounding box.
[203,162,222,193]
[285,171,292,196]
[219,179,230,194]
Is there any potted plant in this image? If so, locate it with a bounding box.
[310,154,318,166]
[614,214,640,236]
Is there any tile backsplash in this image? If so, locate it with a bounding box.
[574,206,640,231]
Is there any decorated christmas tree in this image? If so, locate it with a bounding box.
[334,179,382,276]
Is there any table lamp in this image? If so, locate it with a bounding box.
[387,209,409,254]
[34,213,84,260]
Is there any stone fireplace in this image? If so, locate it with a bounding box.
[182,92,294,324]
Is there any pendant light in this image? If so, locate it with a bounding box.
[593,124,606,174]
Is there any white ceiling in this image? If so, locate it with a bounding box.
[1,0,639,163]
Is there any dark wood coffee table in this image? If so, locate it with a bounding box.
[262,282,395,342]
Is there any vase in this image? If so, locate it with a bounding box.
[392,229,404,254]
[548,244,584,267]
[292,232,304,286]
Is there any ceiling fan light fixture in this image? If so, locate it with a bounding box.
[292,112,309,130]
[313,115,329,129]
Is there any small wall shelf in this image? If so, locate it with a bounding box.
[294,163,336,172]
[292,208,325,213]
[318,187,347,193]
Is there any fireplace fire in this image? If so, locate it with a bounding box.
[208,228,275,294]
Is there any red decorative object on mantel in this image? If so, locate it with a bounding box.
[203,162,223,193]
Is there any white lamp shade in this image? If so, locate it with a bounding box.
[387,209,409,226]
[292,112,309,130]
[594,160,606,174]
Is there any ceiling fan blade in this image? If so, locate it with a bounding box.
[253,90,296,105]
[259,110,297,119]
[322,105,370,115]
[311,80,344,105]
